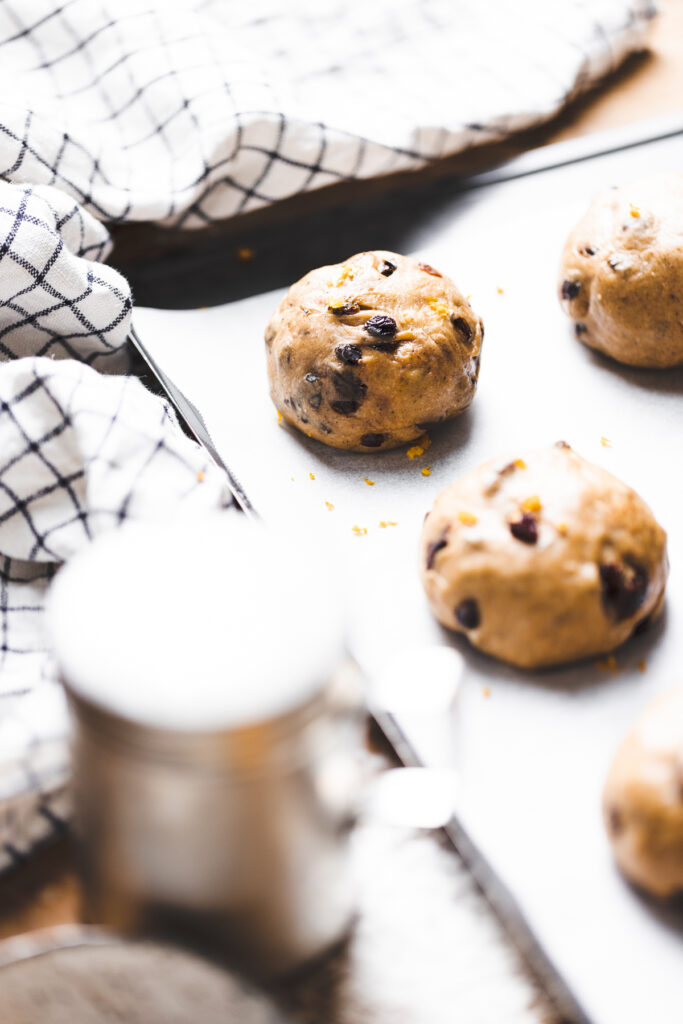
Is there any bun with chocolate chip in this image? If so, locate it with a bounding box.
[603,688,683,898]
[419,443,667,669]
[265,251,483,451]
[559,173,683,368]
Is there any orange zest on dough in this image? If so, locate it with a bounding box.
[457,509,477,525]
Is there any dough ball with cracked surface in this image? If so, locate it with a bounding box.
[265,251,483,452]
[559,173,683,368]
[603,688,683,899]
[419,443,667,669]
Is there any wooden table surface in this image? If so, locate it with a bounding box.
[1,3,681,1019]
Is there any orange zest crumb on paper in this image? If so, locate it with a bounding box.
[513,458,526,469]
[309,472,316,480]
[421,466,431,477]
[521,495,542,513]
[483,686,491,699]
[600,436,613,448]
[351,525,367,536]
[457,509,477,525]
[496,287,504,295]
[237,247,255,262]
[363,477,375,486]
[379,520,398,528]
[629,204,640,219]
[290,477,294,482]
[277,410,283,425]
[596,655,620,673]
[325,501,335,511]
[557,522,568,536]
[637,658,646,673]
[407,434,432,460]
[197,472,204,483]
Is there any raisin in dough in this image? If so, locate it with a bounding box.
[265,251,483,451]
[603,688,683,898]
[559,173,683,368]
[419,444,667,669]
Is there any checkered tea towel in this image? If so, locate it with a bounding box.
[0,357,234,868]
[0,181,132,371]
[0,0,655,229]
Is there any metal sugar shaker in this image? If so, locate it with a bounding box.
[46,512,364,979]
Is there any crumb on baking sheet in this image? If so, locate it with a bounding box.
[237,247,254,262]
[600,436,613,447]
[637,658,646,673]
[277,410,283,425]
[557,522,568,536]
[496,286,504,295]
[351,525,367,536]
[629,204,640,219]
[407,433,431,460]
[457,509,477,525]
[290,477,294,482]
[596,655,619,673]
[482,686,491,698]
[197,471,204,483]
[513,458,526,469]
[421,466,431,477]
[521,495,542,513]
[379,520,398,528]
[325,501,335,510]
[309,472,315,480]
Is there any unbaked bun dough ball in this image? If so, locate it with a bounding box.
[419,443,667,669]
[559,173,683,368]
[603,688,683,898]
[265,251,483,451]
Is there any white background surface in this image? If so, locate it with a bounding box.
[135,131,683,1024]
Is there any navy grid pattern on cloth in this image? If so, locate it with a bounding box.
[0,181,132,370]
[0,357,235,868]
[0,0,656,228]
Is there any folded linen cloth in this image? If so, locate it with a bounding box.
[0,0,655,228]
[0,357,234,867]
[0,181,131,370]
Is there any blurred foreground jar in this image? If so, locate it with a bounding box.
[46,512,362,979]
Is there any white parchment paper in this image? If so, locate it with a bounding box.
[136,128,683,1024]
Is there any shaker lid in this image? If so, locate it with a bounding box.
[46,512,346,731]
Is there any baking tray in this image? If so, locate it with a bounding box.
[133,115,683,1024]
